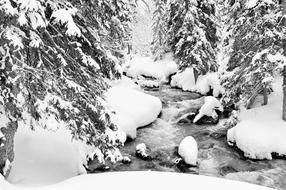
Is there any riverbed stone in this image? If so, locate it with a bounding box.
[219,165,239,176]
[210,130,227,139]
[195,115,219,125]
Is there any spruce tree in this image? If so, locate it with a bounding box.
[166,0,218,77]
[221,0,286,108]
[0,0,133,176]
[151,0,168,61]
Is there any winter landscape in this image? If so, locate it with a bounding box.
[0,0,286,190]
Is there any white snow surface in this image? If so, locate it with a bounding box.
[1,172,274,190]
[227,77,286,160]
[193,96,224,123]
[136,143,148,157]
[178,136,198,166]
[124,53,178,82]
[171,68,196,91]
[106,81,162,139]
[7,122,80,186]
[171,68,224,97]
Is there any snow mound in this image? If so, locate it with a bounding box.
[194,96,224,123]
[1,172,274,190]
[106,85,162,139]
[171,68,224,97]
[178,136,198,166]
[136,143,148,157]
[170,68,196,91]
[124,53,178,82]
[227,77,286,160]
[136,79,160,88]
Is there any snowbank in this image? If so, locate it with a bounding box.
[124,53,177,82]
[178,136,198,166]
[170,68,196,91]
[7,122,80,186]
[171,68,224,97]
[1,172,274,190]
[227,77,286,160]
[106,81,162,139]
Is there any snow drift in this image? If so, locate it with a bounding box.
[124,53,177,82]
[171,68,224,97]
[227,77,286,160]
[1,172,274,190]
[106,85,162,139]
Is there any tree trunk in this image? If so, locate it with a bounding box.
[0,121,18,178]
[262,87,268,106]
[282,0,286,121]
[283,66,286,121]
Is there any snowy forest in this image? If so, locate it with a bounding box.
[0,0,286,189]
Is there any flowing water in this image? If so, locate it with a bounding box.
[90,85,286,190]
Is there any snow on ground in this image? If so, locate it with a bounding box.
[124,53,178,82]
[0,172,274,190]
[193,96,224,123]
[227,77,286,160]
[106,78,162,139]
[171,68,224,97]
[178,136,198,166]
[7,122,80,186]
[7,76,162,186]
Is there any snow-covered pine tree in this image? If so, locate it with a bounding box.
[72,0,135,57]
[166,0,218,77]
[0,0,132,176]
[221,0,286,109]
[151,0,168,61]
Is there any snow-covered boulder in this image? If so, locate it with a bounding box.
[227,121,286,160]
[106,86,162,140]
[193,96,223,124]
[171,68,224,97]
[124,53,178,82]
[227,77,286,160]
[171,68,196,91]
[178,136,198,166]
[135,143,151,161]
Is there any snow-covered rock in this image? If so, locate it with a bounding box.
[124,53,178,82]
[178,136,198,166]
[193,96,224,124]
[135,143,151,160]
[136,79,160,88]
[106,84,162,139]
[171,68,224,97]
[171,68,196,91]
[227,77,286,160]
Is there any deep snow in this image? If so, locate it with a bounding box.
[106,80,162,139]
[170,68,224,97]
[7,76,163,186]
[124,53,177,82]
[1,172,274,190]
[227,77,286,160]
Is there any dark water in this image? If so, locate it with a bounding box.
[91,85,286,190]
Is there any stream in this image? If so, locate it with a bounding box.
[90,85,286,190]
